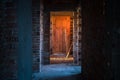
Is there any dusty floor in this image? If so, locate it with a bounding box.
[33,64,81,80]
[50,53,73,64]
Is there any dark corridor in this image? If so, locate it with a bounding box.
[0,0,120,80]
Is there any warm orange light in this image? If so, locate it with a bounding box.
[51,16,70,54]
[50,57,73,61]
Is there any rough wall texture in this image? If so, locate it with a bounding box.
[0,0,18,80]
[76,6,82,65]
[40,0,80,65]
[32,0,40,73]
[32,0,50,69]
[73,5,82,65]
[42,10,50,64]
[107,0,120,80]
[73,11,77,64]
[82,0,112,80]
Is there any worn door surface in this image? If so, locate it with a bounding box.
[51,16,70,54]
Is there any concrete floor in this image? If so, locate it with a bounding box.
[33,64,81,80]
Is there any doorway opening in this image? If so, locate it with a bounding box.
[36,10,82,80]
[50,11,74,64]
[33,1,82,80]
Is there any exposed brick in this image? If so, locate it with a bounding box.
[32,0,40,73]
[0,0,18,80]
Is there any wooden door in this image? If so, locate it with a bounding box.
[51,16,70,54]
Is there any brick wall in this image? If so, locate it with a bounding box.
[42,11,50,64]
[32,0,50,73]
[32,0,40,73]
[73,5,82,65]
[76,6,82,65]
[0,0,18,80]
[0,1,82,79]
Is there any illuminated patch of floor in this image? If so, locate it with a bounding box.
[33,64,81,80]
[50,53,73,64]
[50,57,73,64]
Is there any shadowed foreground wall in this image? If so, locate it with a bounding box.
[0,0,18,79]
[108,0,120,80]
[82,0,113,80]
[16,0,32,80]
[82,0,120,80]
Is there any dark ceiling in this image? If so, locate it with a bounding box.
[44,0,79,11]
[44,0,78,4]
